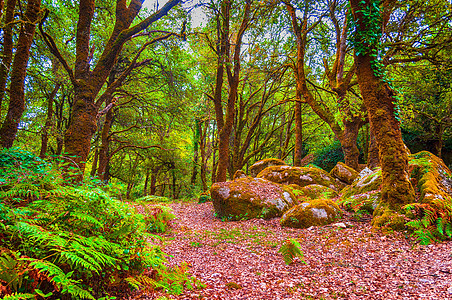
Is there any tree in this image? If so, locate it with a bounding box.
[40,0,181,180]
[0,0,42,147]
[285,0,368,170]
[349,0,415,225]
[208,0,252,182]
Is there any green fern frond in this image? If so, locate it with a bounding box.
[2,293,36,300]
[278,238,305,265]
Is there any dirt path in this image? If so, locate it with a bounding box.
[150,202,452,299]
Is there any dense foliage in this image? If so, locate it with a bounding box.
[0,148,199,299]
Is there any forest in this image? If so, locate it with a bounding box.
[1,0,452,299]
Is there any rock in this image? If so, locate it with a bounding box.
[341,167,382,199]
[331,222,347,228]
[257,165,345,191]
[233,170,247,180]
[280,199,343,229]
[249,158,287,177]
[298,184,339,200]
[210,177,297,221]
[409,151,452,204]
[338,190,381,214]
[330,162,359,185]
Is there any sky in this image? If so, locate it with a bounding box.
[143,0,206,28]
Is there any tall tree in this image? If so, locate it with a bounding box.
[349,0,415,225]
[40,0,181,180]
[210,0,252,182]
[0,0,42,147]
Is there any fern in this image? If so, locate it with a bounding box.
[404,200,452,244]
[2,293,36,300]
[278,238,305,265]
[26,258,95,299]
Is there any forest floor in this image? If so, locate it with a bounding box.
[135,202,452,300]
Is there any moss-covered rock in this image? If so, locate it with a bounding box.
[341,167,382,198]
[233,170,247,180]
[409,151,452,204]
[298,184,338,200]
[284,184,312,203]
[280,199,343,228]
[249,158,287,177]
[338,191,381,214]
[210,177,297,221]
[330,162,359,185]
[257,165,345,191]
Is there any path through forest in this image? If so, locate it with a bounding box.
[144,202,452,299]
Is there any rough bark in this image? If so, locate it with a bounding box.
[367,128,380,169]
[0,0,41,148]
[0,0,16,119]
[350,0,415,218]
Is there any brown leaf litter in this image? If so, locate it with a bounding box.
[130,202,452,300]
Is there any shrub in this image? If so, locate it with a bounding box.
[0,148,195,299]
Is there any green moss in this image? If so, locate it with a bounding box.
[258,165,343,191]
[280,199,343,229]
[338,191,381,214]
[371,205,406,231]
[210,177,296,221]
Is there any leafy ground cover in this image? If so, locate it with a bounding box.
[133,202,452,299]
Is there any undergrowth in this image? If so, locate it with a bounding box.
[404,200,452,245]
[0,147,200,299]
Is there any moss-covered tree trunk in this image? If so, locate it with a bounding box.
[0,0,41,147]
[350,0,415,223]
[0,0,16,120]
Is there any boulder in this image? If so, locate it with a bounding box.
[297,184,338,200]
[249,158,287,177]
[409,151,452,204]
[257,165,345,191]
[210,177,297,221]
[338,190,381,214]
[330,162,359,185]
[341,167,382,199]
[233,170,247,180]
[280,199,343,228]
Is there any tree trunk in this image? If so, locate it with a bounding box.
[40,83,61,158]
[293,101,303,166]
[90,147,99,177]
[367,128,380,169]
[340,117,365,170]
[200,120,209,191]
[213,0,251,182]
[97,97,114,181]
[0,0,16,119]
[144,168,150,196]
[47,0,180,180]
[150,171,157,195]
[0,0,41,147]
[191,119,200,185]
[350,0,415,221]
